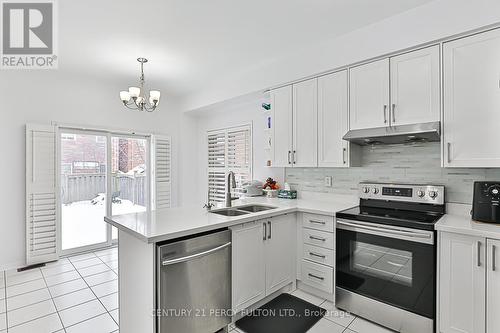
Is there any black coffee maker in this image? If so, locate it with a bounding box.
[472,181,500,223]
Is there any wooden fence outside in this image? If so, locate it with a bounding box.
[61,173,146,206]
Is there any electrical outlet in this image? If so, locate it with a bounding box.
[324,176,333,187]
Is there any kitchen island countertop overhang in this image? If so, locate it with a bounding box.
[104,196,359,243]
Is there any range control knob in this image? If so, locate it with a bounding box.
[372,188,379,194]
[428,191,438,199]
[417,190,425,198]
[362,187,370,194]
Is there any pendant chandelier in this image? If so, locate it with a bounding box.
[119,58,161,112]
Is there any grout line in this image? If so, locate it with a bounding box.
[4,271,43,288]
[93,254,119,326]
[7,310,59,331]
[6,296,53,313]
[0,250,118,333]
[3,271,7,333]
[39,265,67,333]
[49,285,88,300]
[43,265,117,288]
[62,312,110,331]
[61,245,117,261]
[68,252,119,328]
[53,298,96,314]
[4,283,47,300]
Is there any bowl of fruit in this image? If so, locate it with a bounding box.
[263,178,280,198]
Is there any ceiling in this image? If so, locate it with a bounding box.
[59,0,435,102]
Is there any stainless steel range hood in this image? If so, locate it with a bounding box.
[343,121,441,146]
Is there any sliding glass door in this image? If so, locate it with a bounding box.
[60,130,149,254]
[60,131,109,252]
[110,135,149,241]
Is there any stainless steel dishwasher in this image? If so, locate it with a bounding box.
[157,229,232,333]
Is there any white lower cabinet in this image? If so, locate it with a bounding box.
[298,213,335,296]
[231,214,295,313]
[487,239,500,333]
[300,259,333,293]
[231,221,267,313]
[439,232,500,333]
[265,214,295,295]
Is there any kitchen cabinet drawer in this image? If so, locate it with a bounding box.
[302,213,334,232]
[303,228,334,250]
[301,259,333,293]
[302,243,334,267]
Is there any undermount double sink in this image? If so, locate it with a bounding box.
[210,204,277,216]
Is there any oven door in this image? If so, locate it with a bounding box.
[336,219,435,319]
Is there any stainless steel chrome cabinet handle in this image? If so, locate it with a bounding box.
[392,104,396,123]
[343,148,347,164]
[383,105,388,124]
[477,241,482,267]
[288,151,292,165]
[309,252,326,259]
[263,222,267,241]
[162,242,231,266]
[293,150,296,164]
[493,245,497,271]
[308,273,325,281]
[309,220,326,225]
[268,221,272,240]
[309,235,326,242]
[447,143,452,164]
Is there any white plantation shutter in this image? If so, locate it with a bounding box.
[152,135,171,209]
[26,124,59,265]
[207,125,252,203]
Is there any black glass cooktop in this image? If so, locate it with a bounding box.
[336,205,444,231]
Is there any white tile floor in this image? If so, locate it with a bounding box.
[229,289,396,333]
[0,247,118,333]
[0,247,394,333]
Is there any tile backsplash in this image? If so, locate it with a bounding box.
[285,142,500,204]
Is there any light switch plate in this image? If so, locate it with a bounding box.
[324,176,332,187]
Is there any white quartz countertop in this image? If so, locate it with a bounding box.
[435,212,500,239]
[104,196,358,243]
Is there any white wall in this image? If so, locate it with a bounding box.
[183,0,500,111]
[192,93,285,206]
[0,70,183,270]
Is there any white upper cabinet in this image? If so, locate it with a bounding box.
[439,232,486,333]
[390,45,440,126]
[318,71,349,167]
[487,239,500,333]
[443,28,500,167]
[349,58,390,130]
[271,85,293,167]
[293,78,318,167]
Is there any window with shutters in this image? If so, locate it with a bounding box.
[207,125,252,204]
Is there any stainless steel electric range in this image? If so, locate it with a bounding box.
[335,183,445,333]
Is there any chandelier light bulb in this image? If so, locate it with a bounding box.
[136,96,145,105]
[128,87,141,98]
[150,90,161,101]
[120,91,131,103]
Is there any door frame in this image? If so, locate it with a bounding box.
[57,127,151,256]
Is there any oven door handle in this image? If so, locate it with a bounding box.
[337,220,432,240]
